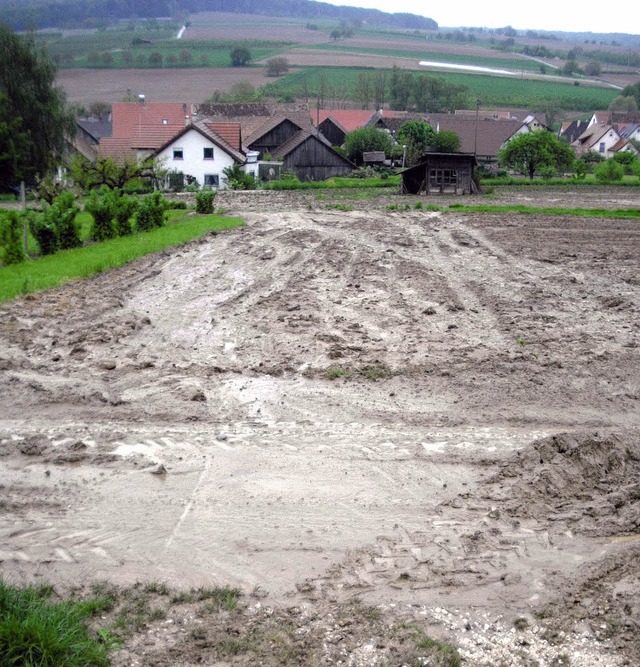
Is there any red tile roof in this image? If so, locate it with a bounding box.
[313,109,376,132]
[98,137,137,163]
[111,102,193,138]
[205,122,242,151]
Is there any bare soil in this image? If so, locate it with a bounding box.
[1,187,639,665]
[56,68,273,105]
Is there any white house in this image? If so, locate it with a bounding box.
[153,120,247,189]
[572,124,621,159]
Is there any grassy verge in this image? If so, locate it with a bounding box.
[0,579,112,667]
[0,211,243,302]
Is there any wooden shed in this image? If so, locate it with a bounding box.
[271,131,355,181]
[401,152,477,195]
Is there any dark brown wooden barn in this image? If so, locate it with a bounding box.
[271,131,355,181]
[401,152,477,195]
[246,117,305,159]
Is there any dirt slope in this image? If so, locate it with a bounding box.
[0,189,638,665]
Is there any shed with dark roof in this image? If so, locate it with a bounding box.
[401,153,477,195]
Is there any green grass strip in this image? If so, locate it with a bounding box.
[264,175,400,190]
[0,579,112,667]
[443,203,640,218]
[0,212,243,303]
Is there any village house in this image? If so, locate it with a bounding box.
[151,119,248,189]
[571,124,622,158]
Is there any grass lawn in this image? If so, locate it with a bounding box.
[0,211,243,303]
[0,579,112,667]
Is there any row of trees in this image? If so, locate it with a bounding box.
[342,121,461,167]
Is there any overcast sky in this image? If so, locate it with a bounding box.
[320,0,638,35]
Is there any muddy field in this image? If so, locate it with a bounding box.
[55,68,272,105]
[1,188,639,665]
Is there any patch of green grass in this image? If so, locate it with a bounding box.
[0,212,243,302]
[326,203,354,211]
[264,175,400,190]
[0,579,112,667]
[446,203,640,218]
[326,367,351,380]
[414,634,462,667]
[513,617,530,631]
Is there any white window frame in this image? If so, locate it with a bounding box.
[173,147,184,160]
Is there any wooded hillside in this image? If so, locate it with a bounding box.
[0,0,438,32]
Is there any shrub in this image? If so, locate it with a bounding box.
[85,188,117,242]
[136,191,168,231]
[114,193,138,236]
[612,150,638,174]
[195,189,216,214]
[222,163,256,190]
[48,191,81,249]
[1,211,27,265]
[29,210,59,255]
[539,165,557,179]
[594,159,624,183]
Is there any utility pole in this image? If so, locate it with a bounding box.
[474,99,480,157]
[20,181,27,255]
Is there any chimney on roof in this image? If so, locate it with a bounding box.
[138,94,145,105]
[185,115,190,126]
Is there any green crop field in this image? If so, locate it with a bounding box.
[306,44,548,73]
[262,65,618,112]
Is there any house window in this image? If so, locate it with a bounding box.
[173,147,183,160]
[162,118,168,125]
[204,174,219,187]
[203,147,214,159]
[599,142,605,153]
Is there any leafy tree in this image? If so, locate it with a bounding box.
[67,155,163,192]
[344,127,394,166]
[432,130,461,153]
[230,46,251,67]
[389,65,412,110]
[621,81,640,108]
[609,95,638,112]
[594,159,624,183]
[498,131,575,179]
[397,120,435,166]
[585,61,602,76]
[149,51,163,67]
[0,25,75,188]
[265,56,289,77]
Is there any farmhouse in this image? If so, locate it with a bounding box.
[401,152,477,195]
[152,119,247,190]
